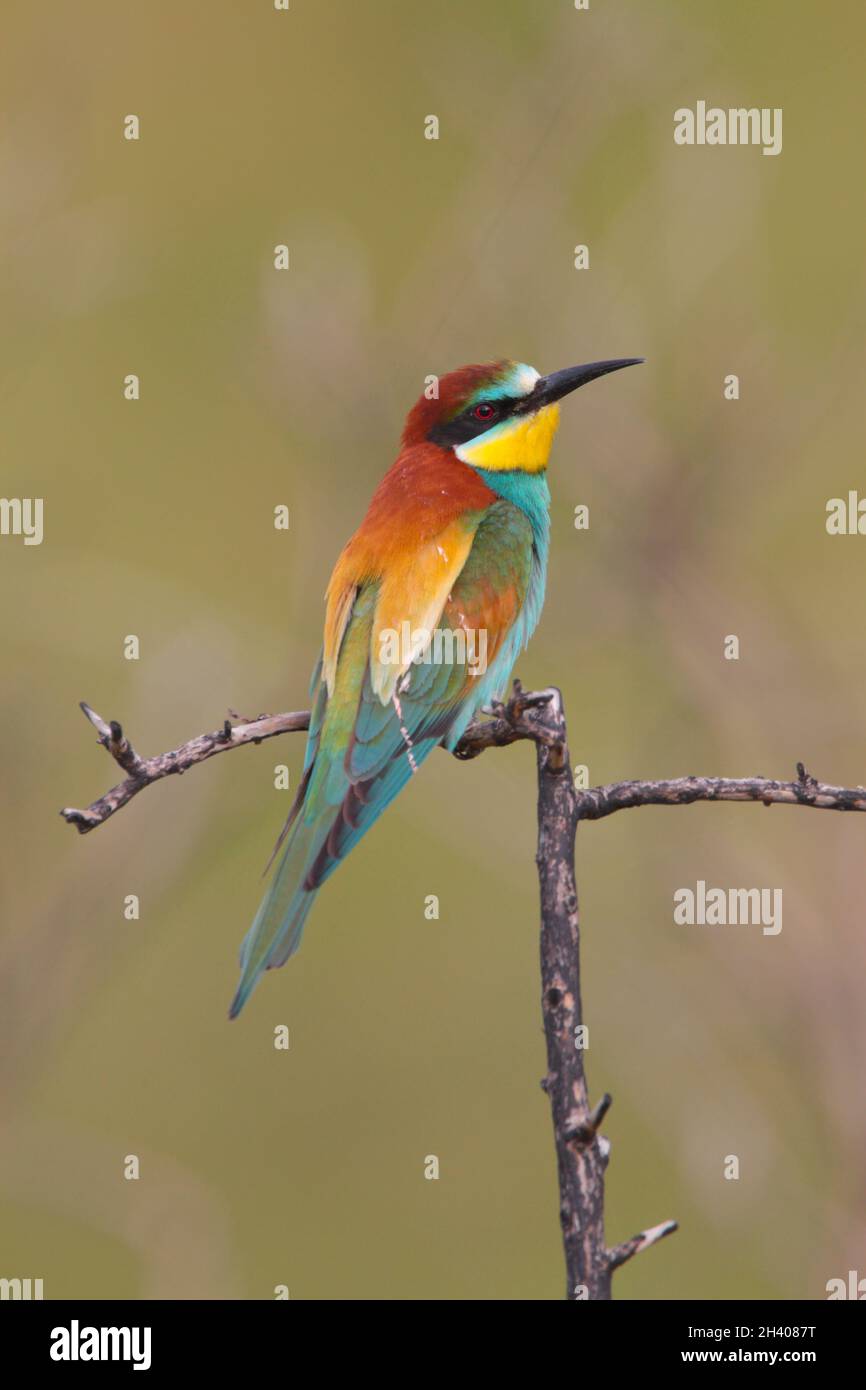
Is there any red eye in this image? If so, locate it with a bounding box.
[473,402,497,421]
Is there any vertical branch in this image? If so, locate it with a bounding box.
[534,688,677,1297]
[534,688,612,1299]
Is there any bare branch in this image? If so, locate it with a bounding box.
[58,679,866,1300]
[575,766,866,822]
[532,687,615,1298]
[62,683,866,836]
[59,680,556,834]
[61,707,312,833]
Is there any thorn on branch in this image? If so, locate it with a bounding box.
[564,1092,612,1145]
[80,701,145,777]
[79,700,112,740]
[795,760,818,804]
[608,1219,679,1270]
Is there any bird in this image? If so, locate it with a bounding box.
[229,356,642,1017]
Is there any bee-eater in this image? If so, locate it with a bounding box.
[230,356,641,1017]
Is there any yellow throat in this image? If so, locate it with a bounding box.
[455,402,561,474]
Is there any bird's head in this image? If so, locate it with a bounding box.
[403,357,643,474]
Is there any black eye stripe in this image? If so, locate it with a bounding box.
[428,395,520,447]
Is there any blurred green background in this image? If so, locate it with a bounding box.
[3,0,866,1300]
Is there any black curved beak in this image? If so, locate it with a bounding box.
[516,358,644,413]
